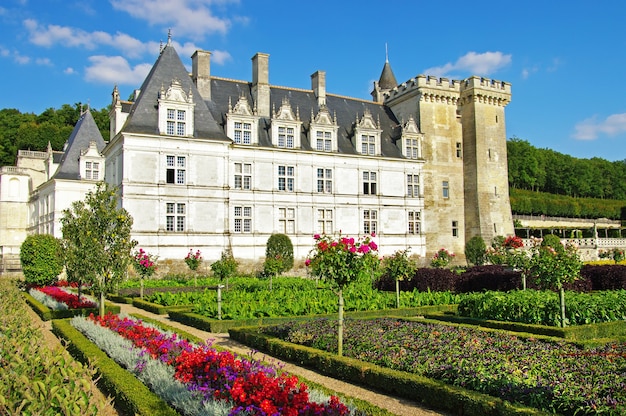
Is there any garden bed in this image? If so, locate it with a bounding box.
[238,317,626,415]
[23,291,120,321]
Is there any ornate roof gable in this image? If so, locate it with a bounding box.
[159,79,193,103]
[229,95,255,116]
[356,108,380,130]
[273,97,300,121]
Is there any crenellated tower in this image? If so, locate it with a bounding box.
[459,76,513,243]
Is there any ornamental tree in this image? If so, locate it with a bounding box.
[382,248,417,308]
[20,234,64,287]
[305,233,378,356]
[132,248,157,299]
[61,183,136,317]
[529,237,582,327]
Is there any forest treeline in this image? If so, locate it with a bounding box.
[1,106,625,219]
[0,104,109,167]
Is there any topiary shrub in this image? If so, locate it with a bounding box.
[20,234,64,286]
[541,234,564,253]
[465,235,487,266]
[265,233,294,274]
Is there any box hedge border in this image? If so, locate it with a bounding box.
[168,304,457,333]
[23,292,120,321]
[131,298,194,315]
[228,327,552,416]
[421,313,626,341]
[51,319,178,416]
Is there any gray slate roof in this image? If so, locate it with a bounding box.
[122,43,229,141]
[378,61,398,90]
[207,79,405,158]
[54,110,106,180]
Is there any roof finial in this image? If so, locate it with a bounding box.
[167,29,172,45]
[385,43,389,63]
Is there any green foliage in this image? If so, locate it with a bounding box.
[509,188,626,220]
[20,234,64,286]
[540,234,564,253]
[184,249,203,271]
[382,249,417,281]
[210,249,238,281]
[458,289,626,326]
[0,279,112,415]
[61,182,136,316]
[430,248,454,268]
[265,233,294,273]
[464,236,487,266]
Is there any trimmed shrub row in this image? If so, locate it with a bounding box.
[167,305,457,333]
[228,327,551,416]
[23,291,120,321]
[375,265,626,293]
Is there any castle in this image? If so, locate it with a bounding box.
[0,37,513,269]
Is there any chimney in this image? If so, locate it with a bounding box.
[251,52,270,117]
[311,70,326,107]
[192,50,211,100]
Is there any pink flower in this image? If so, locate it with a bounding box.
[369,241,378,250]
[305,258,311,266]
[358,245,370,254]
[313,234,321,240]
[349,246,357,253]
[371,232,376,237]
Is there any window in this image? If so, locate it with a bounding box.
[234,122,252,145]
[278,126,295,148]
[407,174,419,197]
[166,155,186,185]
[442,181,449,199]
[452,220,459,237]
[317,209,333,234]
[363,210,378,234]
[408,211,421,234]
[166,203,186,232]
[361,135,376,155]
[456,142,462,158]
[405,138,419,159]
[278,208,295,234]
[234,206,252,233]
[166,108,186,136]
[363,171,377,195]
[85,162,100,180]
[316,131,332,152]
[278,165,295,192]
[234,163,252,190]
[316,168,333,193]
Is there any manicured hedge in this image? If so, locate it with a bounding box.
[229,327,551,416]
[23,292,120,321]
[169,305,457,333]
[51,319,179,416]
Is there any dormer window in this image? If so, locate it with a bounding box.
[271,98,302,149]
[310,105,338,152]
[226,95,259,145]
[158,79,195,137]
[354,108,382,156]
[79,141,104,181]
[399,116,423,159]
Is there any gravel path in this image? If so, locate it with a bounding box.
[116,302,450,416]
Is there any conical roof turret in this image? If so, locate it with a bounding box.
[378,60,397,90]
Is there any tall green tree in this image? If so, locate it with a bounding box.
[61,183,136,316]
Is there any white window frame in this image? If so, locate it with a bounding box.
[278,207,295,234]
[316,168,333,193]
[166,202,186,232]
[363,209,378,235]
[363,171,377,195]
[407,174,420,197]
[234,206,252,233]
[278,165,295,192]
[408,211,421,235]
[442,180,450,199]
[405,137,420,159]
[316,209,333,234]
[234,162,252,190]
[166,155,186,185]
[315,130,333,152]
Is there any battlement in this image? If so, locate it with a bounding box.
[461,75,511,95]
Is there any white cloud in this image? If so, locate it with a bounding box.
[423,51,512,78]
[573,113,626,140]
[110,0,234,40]
[64,67,76,75]
[210,49,231,65]
[85,55,152,85]
[35,57,52,66]
[24,19,153,58]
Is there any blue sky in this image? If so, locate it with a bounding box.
[1,0,626,162]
